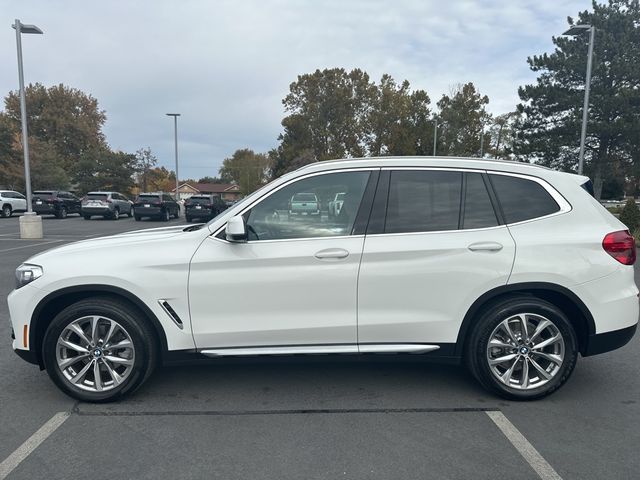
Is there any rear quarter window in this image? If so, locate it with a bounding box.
[490,174,560,224]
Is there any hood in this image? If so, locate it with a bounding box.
[27,224,200,263]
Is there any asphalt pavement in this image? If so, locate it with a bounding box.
[0,213,638,479]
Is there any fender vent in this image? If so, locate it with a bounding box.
[159,300,184,329]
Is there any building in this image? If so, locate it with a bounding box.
[172,183,242,203]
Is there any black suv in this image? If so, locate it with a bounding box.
[133,193,180,221]
[185,194,227,222]
[32,190,82,219]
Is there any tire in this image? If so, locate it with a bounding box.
[1,204,12,218]
[42,297,158,403]
[134,215,141,221]
[466,296,578,401]
[83,215,91,220]
[161,209,170,222]
[173,208,179,219]
[185,215,192,222]
[112,208,120,220]
[56,206,68,219]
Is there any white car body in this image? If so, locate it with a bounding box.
[8,157,638,400]
[0,190,27,217]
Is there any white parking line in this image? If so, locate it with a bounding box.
[486,411,562,480]
[0,412,70,479]
[0,240,64,253]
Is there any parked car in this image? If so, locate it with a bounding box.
[328,192,346,218]
[288,192,320,218]
[185,195,227,222]
[32,190,82,218]
[0,190,27,218]
[133,192,180,221]
[8,157,638,402]
[82,191,133,220]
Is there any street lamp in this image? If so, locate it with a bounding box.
[563,24,595,175]
[165,113,180,201]
[12,19,43,239]
[432,119,438,156]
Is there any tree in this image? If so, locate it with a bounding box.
[146,166,175,192]
[435,83,491,157]
[75,148,135,194]
[3,83,107,174]
[219,149,270,194]
[620,197,640,232]
[198,176,225,184]
[270,68,436,177]
[517,0,640,199]
[487,112,521,159]
[134,147,158,192]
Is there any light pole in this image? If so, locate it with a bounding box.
[432,119,438,156]
[166,113,180,201]
[479,125,485,158]
[563,24,595,175]
[13,19,43,239]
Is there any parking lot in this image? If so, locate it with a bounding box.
[0,213,638,480]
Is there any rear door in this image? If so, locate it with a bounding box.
[357,168,516,348]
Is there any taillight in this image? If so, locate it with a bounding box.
[603,230,636,265]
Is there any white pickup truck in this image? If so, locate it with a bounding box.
[0,190,27,218]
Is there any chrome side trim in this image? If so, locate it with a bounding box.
[158,300,184,330]
[358,344,440,354]
[200,344,440,357]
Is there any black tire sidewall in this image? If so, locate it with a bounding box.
[468,297,578,401]
[42,298,156,402]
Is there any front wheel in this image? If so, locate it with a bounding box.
[42,297,158,402]
[161,209,170,222]
[112,208,120,220]
[466,296,578,401]
[57,206,68,219]
[1,204,12,218]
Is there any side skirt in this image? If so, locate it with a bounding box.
[200,344,440,358]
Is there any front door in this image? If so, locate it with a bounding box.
[189,169,374,349]
[357,169,516,347]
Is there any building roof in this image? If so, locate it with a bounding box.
[172,183,240,194]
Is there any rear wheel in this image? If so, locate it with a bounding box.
[42,297,158,402]
[1,204,12,218]
[466,296,578,401]
[161,209,170,222]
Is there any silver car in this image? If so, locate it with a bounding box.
[81,191,133,220]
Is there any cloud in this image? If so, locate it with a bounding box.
[1,0,587,179]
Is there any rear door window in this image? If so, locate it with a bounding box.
[385,170,462,234]
[489,174,560,224]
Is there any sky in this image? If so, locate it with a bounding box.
[1,0,590,181]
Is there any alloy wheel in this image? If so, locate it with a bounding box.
[486,313,565,390]
[56,315,135,392]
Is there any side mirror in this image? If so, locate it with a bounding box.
[225,215,247,242]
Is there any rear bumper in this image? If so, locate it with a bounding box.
[33,205,56,214]
[186,208,212,218]
[134,207,162,216]
[82,206,111,215]
[583,323,637,356]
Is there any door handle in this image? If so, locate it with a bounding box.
[314,248,349,260]
[468,242,503,252]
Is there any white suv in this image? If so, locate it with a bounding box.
[8,157,638,402]
[0,190,27,218]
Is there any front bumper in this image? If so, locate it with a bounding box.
[583,323,637,356]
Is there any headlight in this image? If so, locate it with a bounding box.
[15,264,43,289]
